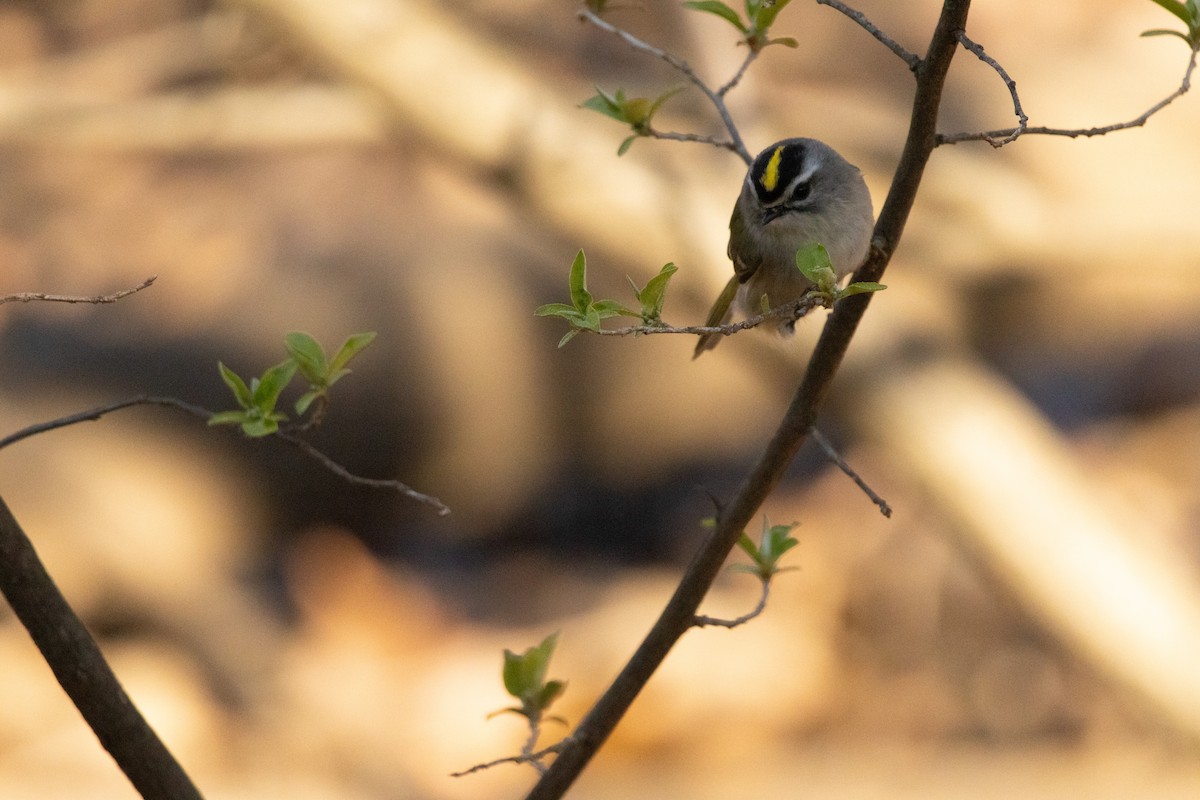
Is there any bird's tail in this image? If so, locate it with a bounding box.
[692,275,740,359]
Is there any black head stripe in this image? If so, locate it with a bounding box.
[751,141,808,205]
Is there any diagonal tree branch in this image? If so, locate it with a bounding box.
[523,3,972,798]
[0,494,205,800]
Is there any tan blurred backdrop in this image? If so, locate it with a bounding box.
[1,0,1200,797]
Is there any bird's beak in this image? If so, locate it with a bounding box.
[761,205,787,225]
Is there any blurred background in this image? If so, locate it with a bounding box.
[1,0,1199,797]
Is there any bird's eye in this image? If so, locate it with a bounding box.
[789,181,812,203]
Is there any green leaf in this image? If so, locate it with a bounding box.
[486,706,529,721]
[761,522,799,561]
[1148,0,1193,27]
[733,518,800,580]
[1140,27,1194,42]
[795,243,836,292]
[622,97,651,127]
[241,415,282,438]
[217,362,253,409]
[295,390,321,416]
[502,633,559,700]
[535,679,568,712]
[543,309,591,329]
[794,242,833,281]
[284,332,326,383]
[581,90,627,122]
[592,298,639,319]
[683,0,747,31]
[568,249,592,311]
[736,532,761,563]
[207,409,251,427]
[837,281,887,299]
[328,332,377,375]
[534,303,580,318]
[752,0,792,30]
[629,262,678,322]
[617,134,638,156]
[501,651,529,699]
[557,329,581,348]
[252,359,298,410]
[767,36,799,47]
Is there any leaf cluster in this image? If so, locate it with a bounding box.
[732,518,800,581]
[209,331,376,437]
[492,633,568,724]
[794,243,886,304]
[1142,0,1200,47]
[535,250,677,346]
[581,86,683,155]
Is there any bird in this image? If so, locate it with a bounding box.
[693,137,874,357]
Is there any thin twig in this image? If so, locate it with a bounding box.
[0,395,451,516]
[580,8,752,164]
[717,48,760,96]
[955,31,1027,147]
[522,715,548,776]
[692,580,770,628]
[939,39,1199,145]
[275,432,450,516]
[815,0,921,72]
[590,294,826,338]
[0,275,157,306]
[451,740,571,778]
[809,427,892,517]
[643,127,742,154]
[0,396,209,450]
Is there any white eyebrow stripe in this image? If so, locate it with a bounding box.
[790,158,818,189]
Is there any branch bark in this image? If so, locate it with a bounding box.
[0,494,204,800]
[524,2,973,798]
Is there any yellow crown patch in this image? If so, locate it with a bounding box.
[760,145,785,192]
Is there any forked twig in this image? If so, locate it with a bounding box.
[450,739,572,778]
[940,39,1199,145]
[955,31,1028,147]
[580,8,752,163]
[0,395,451,515]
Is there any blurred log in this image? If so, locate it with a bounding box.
[231,0,732,282]
[0,12,249,100]
[860,355,1200,738]
[0,84,387,149]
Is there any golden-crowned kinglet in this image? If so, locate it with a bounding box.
[694,138,874,357]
